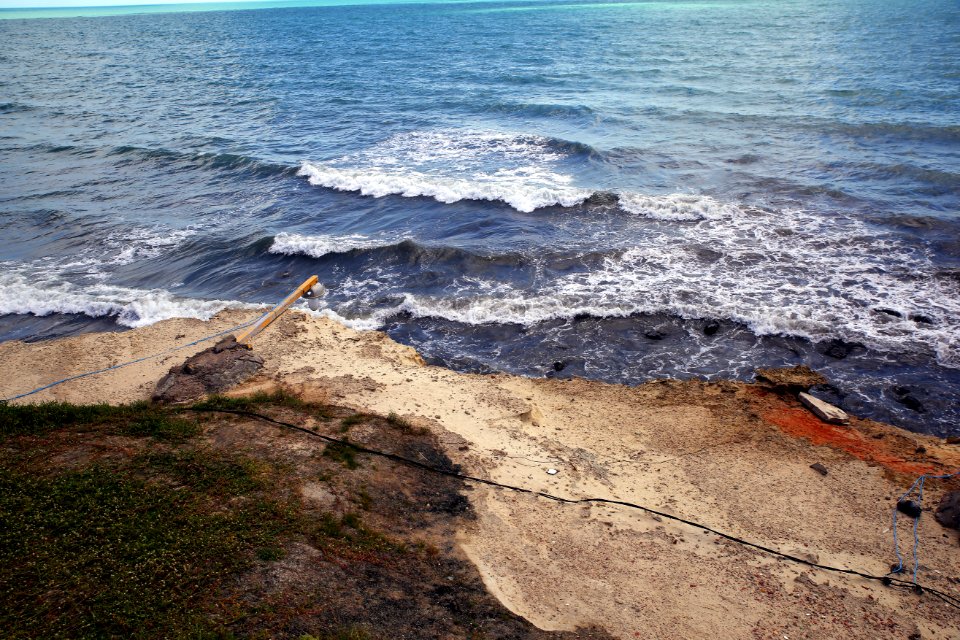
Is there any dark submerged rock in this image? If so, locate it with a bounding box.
[823,338,864,360]
[909,313,935,325]
[876,308,903,318]
[891,385,926,413]
[553,361,566,372]
[703,320,720,336]
[644,329,666,340]
[583,191,619,207]
[153,335,264,403]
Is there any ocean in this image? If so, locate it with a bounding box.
[1,0,958,435]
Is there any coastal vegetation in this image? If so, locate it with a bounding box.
[0,393,610,639]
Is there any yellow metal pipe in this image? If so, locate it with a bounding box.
[236,275,319,347]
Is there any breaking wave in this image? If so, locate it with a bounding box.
[298,129,595,213]
[0,273,244,328]
[269,232,401,258]
[296,130,764,219]
[297,162,592,213]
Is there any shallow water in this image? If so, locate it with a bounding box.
[1,0,958,434]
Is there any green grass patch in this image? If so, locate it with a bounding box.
[0,459,297,638]
[300,627,373,640]
[355,488,373,510]
[123,414,201,442]
[311,512,402,554]
[0,401,149,439]
[256,546,286,562]
[339,414,364,432]
[136,449,264,497]
[322,439,359,469]
[191,390,308,412]
[0,401,205,444]
[0,396,426,638]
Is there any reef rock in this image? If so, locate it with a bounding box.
[152,335,264,403]
[754,366,827,394]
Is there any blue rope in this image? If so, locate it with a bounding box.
[2,313,268,403]
[891,469,960,583]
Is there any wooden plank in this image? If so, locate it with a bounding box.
[236,275,319,347]
[798,392,849,425]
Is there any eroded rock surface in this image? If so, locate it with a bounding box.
[755,365,827,394]
[153,335,264,403]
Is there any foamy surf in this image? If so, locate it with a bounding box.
[0,273,248,328]
[0,222,242,328]
[297,130,759,219]
[297,162,592,213]
[306,197,960,369]
[269,232,400,258]
[617,193,739,221]
[298,129,594,213]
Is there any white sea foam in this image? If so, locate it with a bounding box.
[0,223,240,329]
[53,225,198,280]
[0,272,245,328]
[297,130,769,220]
[106,227,196,266]
[266,171,960,368]
[269,232,397,258]
[309,197,960,368]
[298,163,591,213]
[298,129,593,213]
[617,192,738,221]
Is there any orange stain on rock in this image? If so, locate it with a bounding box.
[764,405,935,475]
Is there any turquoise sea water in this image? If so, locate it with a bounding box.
[0,0,440,21]
[1,0,958,433]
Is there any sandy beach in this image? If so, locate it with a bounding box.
[2,309,959,639]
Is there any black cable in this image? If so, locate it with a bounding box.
[190,406,960,611]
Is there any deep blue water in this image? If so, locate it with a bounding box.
[1,0,958,435]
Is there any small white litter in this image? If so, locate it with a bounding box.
[547,468,558,475]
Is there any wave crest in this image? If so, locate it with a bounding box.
[297,162,592,213]
[269,232,399,258]
[298,129,596,213]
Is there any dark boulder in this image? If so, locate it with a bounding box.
[553,361,566,372]
[644,330,666,341]
[909,313,935,325]
[703,320,720,336]
[897,499,923,519]
[153,335,264,403]
[934,491,960,529]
